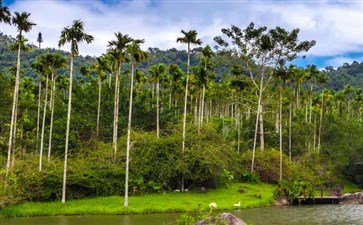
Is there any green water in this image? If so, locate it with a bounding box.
[1,205,362,225]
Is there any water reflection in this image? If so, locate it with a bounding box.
[233,205,363,225]
[1,205,362,225]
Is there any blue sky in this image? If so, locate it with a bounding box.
[2,0,363,68]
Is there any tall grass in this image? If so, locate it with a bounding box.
[0,183,274,217]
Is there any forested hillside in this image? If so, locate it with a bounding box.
[1,13,362,209]
[2,33,363,89]
[324,61,363,90]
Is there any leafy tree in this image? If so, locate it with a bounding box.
[214,22,315,172]
[58,19,93,203]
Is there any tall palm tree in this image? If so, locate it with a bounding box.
[46,54,67,162]
[58,19,93,203]
[198,45,214,130]
[31,55,51,172]
[0,0,11,26]
[6,11,35,179]
[91,55,109,138]
[107,32,133,162]
[167,64,184,111]
[149,63,166,139]
[124,39,148,207]
[176,30,202,191]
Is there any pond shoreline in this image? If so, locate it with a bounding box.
[0,183,275,218]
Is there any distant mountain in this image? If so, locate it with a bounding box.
[2,33,362,91]
[323,61,363,90]
[0,33,96,80]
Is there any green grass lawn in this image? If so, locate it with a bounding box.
[0,183,275,217]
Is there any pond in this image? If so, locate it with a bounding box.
[1,205,362,225]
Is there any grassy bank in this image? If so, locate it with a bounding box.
[0,183,274,217]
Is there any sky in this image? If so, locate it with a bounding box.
[2,0,363,68]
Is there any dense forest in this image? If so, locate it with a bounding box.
[0,3,362,208]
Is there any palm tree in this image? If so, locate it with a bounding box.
[36,32,43,49]
[91,55,109,138]
[198,45,214,130]
[124,39,148,207]
[176,30,202,191]
[6,11,35,179]
[107,32,133,162]
[46,54,67,162]
[58,19,93,203]
[0,0,11,27]
[149,63,166,138]
[31,55,51,172]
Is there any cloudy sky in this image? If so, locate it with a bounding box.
[2,0,363,68]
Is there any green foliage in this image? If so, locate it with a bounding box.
[177,204,214,225]
[239,149,294,183]
[0,183,275,217]
[239,170,261,184]
[217,169,234,187]
[274,179,315,202]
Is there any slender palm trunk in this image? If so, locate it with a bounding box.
[313,115,317,151]
[309,86,312,123]
[295,80,300,109]
[169,80,173,110]
[96,76,102,138]
[6,42,22,179]
[48,72,56,162]
[289,103,292,161]
[36,80,42,153]
[181,43,191,191]
[39,73,49,172]
[125,63,135,207]
[251,104,260,173]
[257,73,265,151]
[198,85,206,132]
[156,79,160,138]
[62,55,74,203]
[113,64,121,162]
[11,100,19,168]
[259,103,265,151]
[317,94,324,154]
[237,106,241,155]
[279,90,283,181]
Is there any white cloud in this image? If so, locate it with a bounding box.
[2,0,363,64]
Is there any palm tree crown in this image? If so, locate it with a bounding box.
[127,39,149,64]
[12,11,36,38]
[177,30,202,45]
[108,32,133,63]
[58,19,94,57]
[0,0,11,24]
